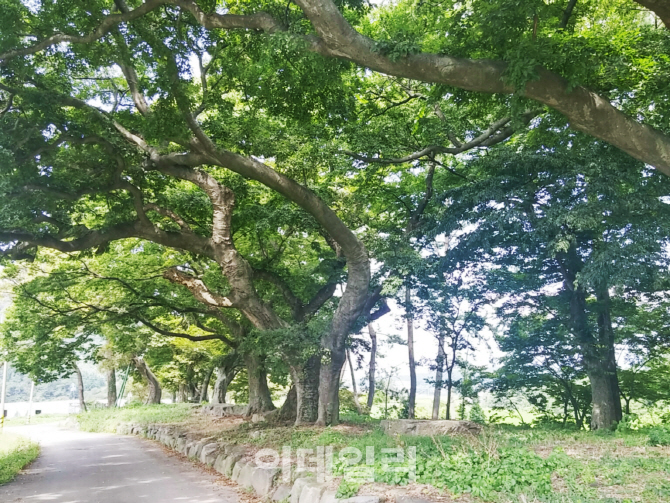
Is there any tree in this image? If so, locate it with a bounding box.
[420,265,486,420]
[444,144,670,428]
[0,0,374,425]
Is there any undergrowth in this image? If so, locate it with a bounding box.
[0,432,40,485]
[77,403,195,432]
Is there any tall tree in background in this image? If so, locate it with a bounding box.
[444,144,670,428]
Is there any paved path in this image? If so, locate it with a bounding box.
[1,424,238,503]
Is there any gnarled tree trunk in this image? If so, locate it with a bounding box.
[291,354,321,425]
[133,357,162,405]
[245,354,275,415]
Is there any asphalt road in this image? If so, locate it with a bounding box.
[1,424,239,503]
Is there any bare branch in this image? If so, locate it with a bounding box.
[144,203,192,232]
[163,267,237,308]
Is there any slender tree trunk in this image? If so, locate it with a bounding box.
[624,397,631,415]
[245,354,275,415]
[318,348,347,426]
[73,363,87,413]
[406,285,416,419]
[347,349,363,414]
[367,324,377,409]
[445,378,453,420]
[172,390,177,404]
[432,334,445,420]
[199,367,214,403]
[133,357,162,404]
[179,383,188,403]
[292,354,321,425]
[107,368,117,408]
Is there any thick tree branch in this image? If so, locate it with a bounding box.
[634,0,670,28]
[2,0,670,171]
[290,0,670,173]
[163,267,237,308]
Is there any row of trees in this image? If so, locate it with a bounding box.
[1,0,670,429]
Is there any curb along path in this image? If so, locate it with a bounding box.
[117,423,435,503]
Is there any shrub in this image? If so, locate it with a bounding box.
[648,426,670,446]
[0,433,40,484]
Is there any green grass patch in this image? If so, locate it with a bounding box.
[3,414,68,426]
[77,403,195,433]
[0,432,40,485]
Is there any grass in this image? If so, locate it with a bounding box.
[0,432,40,485]
[76,404,670,503]
[3,414,68,426]
[77,403,196,433]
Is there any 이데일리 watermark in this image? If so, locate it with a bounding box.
[253,445,417,484]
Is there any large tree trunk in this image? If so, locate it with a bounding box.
[133,357,162,404]
[199,367,214,403]
[347,349,363,414]
[566,284,621,430]
[317,349,347,426]
[406,285,416,419]
[366,324,377,409]
[291,354,321,425]
[432,334,445,420]
[73,363,87,413]
[245,354,275,415]
[178,383,188,403]
[107,368,117,408]
[316,357,331,426]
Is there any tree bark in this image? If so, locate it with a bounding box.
[406,285,416,419]
[366,324,377,409]
[291,354,321,425]
[245,354,275,415]
[178,383,188,403]
[199,367,214,403]
[133,357,162,404]
[274,385,298,423]
[212,365,237,404]
[316,357,331,426]
[347,349,362,414]
[73,363,87,413]
[565,282,621,429]
[107,367,117,408]
[432,334,445,420]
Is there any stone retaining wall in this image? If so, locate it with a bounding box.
[116,422,415,503]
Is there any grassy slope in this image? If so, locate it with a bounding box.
[0,432,40,485]
[77,405,670,503]
[77,403,195,433]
